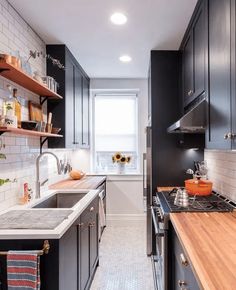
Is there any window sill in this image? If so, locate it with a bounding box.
[87,172,143,181]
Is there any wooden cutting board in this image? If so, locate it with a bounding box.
[29,101,43,122]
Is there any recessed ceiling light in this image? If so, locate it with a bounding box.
[119,55,132,63]
[110,13,127,25]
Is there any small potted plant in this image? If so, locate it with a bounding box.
[112,152,131,174]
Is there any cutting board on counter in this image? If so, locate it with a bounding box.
[0,209,73,230]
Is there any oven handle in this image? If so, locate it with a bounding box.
[151,206,164,237]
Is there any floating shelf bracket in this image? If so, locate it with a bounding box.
[40,96,48,105]
[40,136,48,153]
[0,68,10,73]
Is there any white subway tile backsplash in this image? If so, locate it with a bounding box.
[0,0,73,212]
[205,150,236,202]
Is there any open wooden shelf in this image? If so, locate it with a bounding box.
[0,127,63,138]
[0,60,63,99]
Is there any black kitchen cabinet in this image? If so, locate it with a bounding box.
[82,76,90,147]
[171,229,200,290]
[78,196,99,290]
[46,45,90,149]
[206,0,233,149]
[0,197,99,290]
[181,0,207,108]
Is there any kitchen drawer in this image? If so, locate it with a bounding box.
[173,232,199,290]
[81,197,99,223]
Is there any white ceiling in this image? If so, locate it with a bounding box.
[9,0,197,78]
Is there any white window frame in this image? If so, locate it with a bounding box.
[90,89,140,174]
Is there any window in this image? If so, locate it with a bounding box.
[93,92,138,173]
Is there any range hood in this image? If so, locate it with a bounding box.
[167,98,206,133]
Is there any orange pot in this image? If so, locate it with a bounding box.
[185,179,213,196]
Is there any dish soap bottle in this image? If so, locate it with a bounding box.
[13,88,21,128]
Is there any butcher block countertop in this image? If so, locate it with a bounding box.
[170,212,236,290]
[50,175,106,190]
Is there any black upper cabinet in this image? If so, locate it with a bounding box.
[82,77,90,147]
[47,45,90,149]
[182,0,206,108]
[206,0,232,149]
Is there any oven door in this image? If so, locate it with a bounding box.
[151,206,166,290]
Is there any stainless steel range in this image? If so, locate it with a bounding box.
[151,189,236,290]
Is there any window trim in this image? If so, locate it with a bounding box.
[91,89,140,174]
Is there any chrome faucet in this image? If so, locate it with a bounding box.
[35,152,62,199]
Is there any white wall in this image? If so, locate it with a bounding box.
[89,78,148,222]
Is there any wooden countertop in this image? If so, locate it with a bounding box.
[170,212,236,290]
[157,186,180,192]
[49,176,106,190]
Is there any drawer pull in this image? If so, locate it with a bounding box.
[180,253,188,266]
[90,206,94,212]
[187,90,193,96]
[89,222,95,227]
[78,223,84,227]
[178,280,187,287]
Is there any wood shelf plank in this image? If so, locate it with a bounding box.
[0,127,63,138]
[0,60,63,99]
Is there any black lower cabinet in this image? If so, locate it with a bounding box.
[0,197,99,290]
[79,197,99,290]
[170,226,200,290]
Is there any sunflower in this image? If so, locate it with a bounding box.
[126,156,131,163]
[114,152,122,162]
[120,156,127,163]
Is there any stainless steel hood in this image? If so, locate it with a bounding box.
[167,98,206,133]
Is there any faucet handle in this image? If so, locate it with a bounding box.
[40,178,49,187]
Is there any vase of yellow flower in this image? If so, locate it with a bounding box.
[112,152,131,174]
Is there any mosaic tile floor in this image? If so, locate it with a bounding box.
[90,222,154,290]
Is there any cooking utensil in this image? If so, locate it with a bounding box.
[185,179,213,196]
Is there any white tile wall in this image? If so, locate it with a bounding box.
[0,0,72,212]
[205,150,236,202]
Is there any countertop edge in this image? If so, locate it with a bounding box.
[0,189,100,240]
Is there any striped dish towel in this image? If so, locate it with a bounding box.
[7,251,40,290]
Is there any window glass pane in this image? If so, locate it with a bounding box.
[93,94,138,173]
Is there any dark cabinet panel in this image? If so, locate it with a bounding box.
[183,33,194,104]
[79,219,90,290]
[172,229,200,290]
[193,2,205,99]
[89,210,99,272]
[206,0,231,149]
[74,68,83,146]
[182,0,206,108]
[82,76,90,147]
[47,45,90,149]
[59,226,78,290]
[65,56,75,148]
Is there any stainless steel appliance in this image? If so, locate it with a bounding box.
[152,189,236,290]
[144,126,154,256]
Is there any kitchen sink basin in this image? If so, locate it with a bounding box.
[32,192,87,209]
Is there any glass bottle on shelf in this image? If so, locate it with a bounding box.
[13,88,22,128]
[2,85,17,128]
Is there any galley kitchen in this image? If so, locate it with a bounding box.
[0,0,235,289]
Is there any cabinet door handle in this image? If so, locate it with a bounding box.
[178,280,187,287]
[224,133,235,140]
[180,253,188,266]
[90,206,94,212]
[187,90,193,96]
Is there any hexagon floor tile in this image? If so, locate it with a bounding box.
[90,223,155,290]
